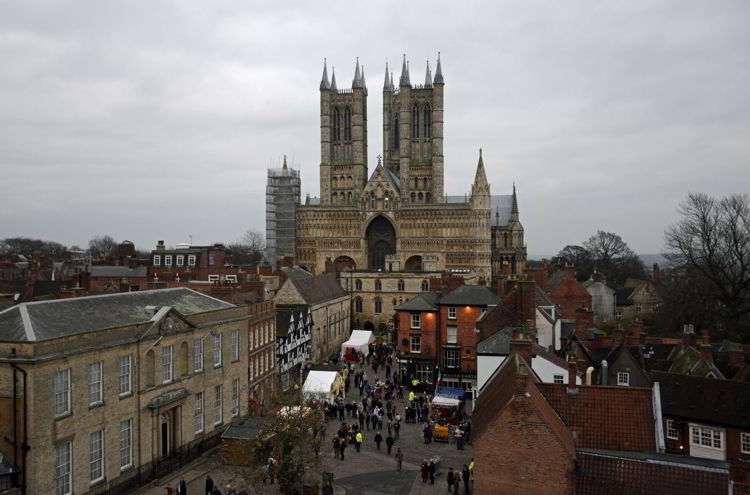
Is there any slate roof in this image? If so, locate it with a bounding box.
[445,195,514,227]
[0,288,234,342]
[221,417,273,440]
[394,292,439,312]
[575,449,729,495]
[537,384,656,452]
[473,352,522,438]
[476,327,513,355]
[651,371,750,429]
[438,284,500,307]
[89,266,148,278]
[280,266,313,280]
[275,304,310,338]
[290,273,347,306]
[615,286,635,306]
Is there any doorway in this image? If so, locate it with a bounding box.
[160,411,171,457]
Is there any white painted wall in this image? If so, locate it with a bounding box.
[536,308,554,349]
[476,353,582,396]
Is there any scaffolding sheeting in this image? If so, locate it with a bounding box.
[266,164,301,268]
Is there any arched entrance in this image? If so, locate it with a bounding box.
[405,255,423,271]
[333,256,356,275]
[366,215,396,270]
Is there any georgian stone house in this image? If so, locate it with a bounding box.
[0,288,248,495]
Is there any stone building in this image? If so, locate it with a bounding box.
[295,55,526,329]
[273,272,350,363]
[0,288,248,495]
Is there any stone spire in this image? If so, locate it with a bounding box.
[390,71,394,90]
[353,57,364,88]
[383,61,393,91]
[474,148,489,187]
[330,67,337,91]
[511,183,520,220]
[320,58,330,90]
[434,52,444,85]
[471,148,490,207]
[399,54,410,87]
[424,59,432,87]
[283,155,288,169]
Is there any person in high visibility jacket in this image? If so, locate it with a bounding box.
[355,431,363,452]
[408,390,416,402]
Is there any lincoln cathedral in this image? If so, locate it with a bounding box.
[295,55,527,330]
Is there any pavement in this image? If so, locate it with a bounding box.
[138,353,474,494]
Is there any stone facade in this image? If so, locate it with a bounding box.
[298,56,526,329]
[0,289,248,495]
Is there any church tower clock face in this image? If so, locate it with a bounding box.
[366,215,396,270]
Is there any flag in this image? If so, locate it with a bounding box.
[150,335,164,348]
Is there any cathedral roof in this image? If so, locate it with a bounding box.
[444,195,514,226]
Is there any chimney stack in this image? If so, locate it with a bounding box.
[699,344,713,363]
[510,330,533,364]
[682,324,696,348]
[567,354,578,392]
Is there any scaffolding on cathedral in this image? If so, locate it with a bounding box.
[265,156,301,269]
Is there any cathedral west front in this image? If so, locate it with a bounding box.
[295,54,526,331]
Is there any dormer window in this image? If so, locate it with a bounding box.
[617,372,630,386]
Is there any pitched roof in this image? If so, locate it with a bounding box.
[0,288,234,342]
[615,286,635,306]
[89,265,148,278]
[275,304,310,337]
[444,195,514,227]
[651,371,750,429]
[290,273,347,306]
[537,384,656,452]
[476,327,512,355]
[438,284,500,307]
[575,449,729,495]
[280,266,313,280]
[394,292,438,312]
[473,353,523,438]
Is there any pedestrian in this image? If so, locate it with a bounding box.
[205,475,214,495]
[429,459,436,484]
[423,423,430,444]
[333,436,340,457]
[177,480,187,495]
[455,427,464,450]
[339,438,346,460]
[374,431,383,450]
[386,433,395,455]
[447,467,454,493]
[267,457,277,484]
[453,472,460,495]
[387,419,392,436]
[468,457,475,481]
[395,447,404,471]
[421,460,429,483]
[355,431,363,452]
[365,411,371,431]
[212,487,221,495]
[394,420,400,440]
[462,464,470,493]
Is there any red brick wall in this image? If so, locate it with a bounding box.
[439,305,480,373]
[549,279,592,319]
[396,310,438,360]
[475,393,574,494]
[88,276,148,292]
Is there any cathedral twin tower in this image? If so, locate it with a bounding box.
[318,54,445,206]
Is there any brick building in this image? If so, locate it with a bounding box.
[83,265,149,292]
[394,284,499,390]
[247,300,276,411]
[0,288,249,495]
[150,241,240,284]
[547,266,592,319]
[473,351,736,494]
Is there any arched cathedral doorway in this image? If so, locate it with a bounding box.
[366,215,396,270]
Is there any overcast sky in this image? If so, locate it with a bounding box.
[1,1,749,257]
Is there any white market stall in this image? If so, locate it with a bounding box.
[302,370,340,404]
[340,330,375,359]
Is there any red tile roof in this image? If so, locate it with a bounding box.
[537,384,655,452]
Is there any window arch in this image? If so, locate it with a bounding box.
[347,192,352,203]
[344,106,352,141]
[421,280,429,291]
[393,114,400,150]
[398,280,405,291]
[333,106,341,143]
[374,297,382,314]
[423,103,432,138]
[426,192,431,203]
[411,192,416,202]
[375,280,382,291]
[411,103,420,138]
[392,298,397,306]
[355,279,362,291]
[355,296,363,313]
[418,192,424,202]
[332,176,338,188]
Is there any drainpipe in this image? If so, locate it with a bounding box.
[10,364,28,495]
[600,360,608,385]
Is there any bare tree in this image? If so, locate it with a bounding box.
[665,193,750,337]
[88,235,117,259]
[583,230,645,284]
[226,229,265,265]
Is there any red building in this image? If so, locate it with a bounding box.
[150,241,237,283]
[83,265,149,292]
[247,300,276,412]
[395,284,500,390]
[547,266,592,319]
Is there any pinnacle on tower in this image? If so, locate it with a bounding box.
[390,71,394,89]
[424,59,432,87]
[399,54,410,87]
[330,67,337,91]
[362,65,367,93]
[353,57,364,88]
[434,51,444,85]
[474,148,488,186]
[283,155,288,169]
[383,61,392,91]
[320,58,330,90]
[511,183,519,217]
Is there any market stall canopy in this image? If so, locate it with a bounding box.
[432,396,462,407]
[340,330,375,357]
[435,386,468,400]
[302,370,340,404]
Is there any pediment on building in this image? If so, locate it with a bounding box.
[363,163,400,197]
[150,306,196,336]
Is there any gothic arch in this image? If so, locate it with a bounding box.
[365,215,396,271]
[405,255,423,271]
[333,256,356,275]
